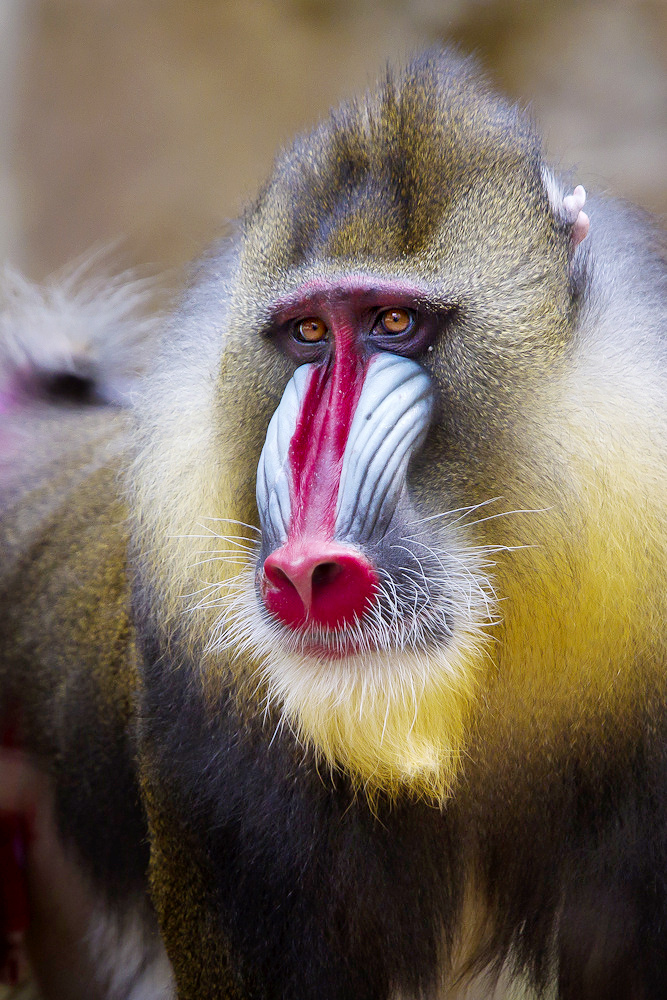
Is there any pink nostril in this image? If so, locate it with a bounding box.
[262,542,378,629]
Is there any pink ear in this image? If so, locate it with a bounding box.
[563,185,590,249]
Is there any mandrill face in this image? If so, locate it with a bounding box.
[256,283,437,639]
[133,54,662,806]
[217,273,504,801]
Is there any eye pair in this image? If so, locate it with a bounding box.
[294,308,414,344]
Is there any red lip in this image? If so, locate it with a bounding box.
[294,633,369,660]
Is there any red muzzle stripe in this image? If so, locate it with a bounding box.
[287,329,369,542]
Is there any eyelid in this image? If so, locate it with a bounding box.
[367,306,443,358]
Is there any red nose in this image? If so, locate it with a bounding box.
[262,541,378,629]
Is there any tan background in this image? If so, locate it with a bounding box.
[0,0,664,284]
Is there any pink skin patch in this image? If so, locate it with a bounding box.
[271,275,432,329]
[0,375,22,415]
[262,280,430,631]
[563,185,590,249]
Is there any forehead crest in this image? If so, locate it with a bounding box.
[245,51,542,270]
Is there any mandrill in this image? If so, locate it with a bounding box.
[1,49,666,1000]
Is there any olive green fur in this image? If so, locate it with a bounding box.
[0,410,136,752]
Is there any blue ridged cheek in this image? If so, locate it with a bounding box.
[255,354,435,551]
[255,363,313,550]
[335,354,435,544]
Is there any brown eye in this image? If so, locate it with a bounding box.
[379,308,413,335]
[296,317,328,343]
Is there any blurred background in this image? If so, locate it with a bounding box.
[0,0,664,283]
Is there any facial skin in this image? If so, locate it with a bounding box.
[257,280,437,637]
